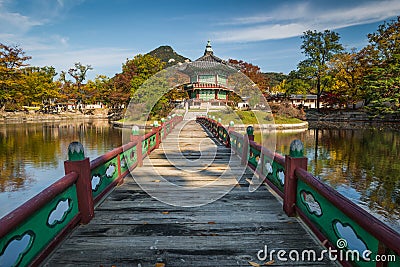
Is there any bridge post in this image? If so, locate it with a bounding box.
[131,126,143,167]
[228,121,234,132]
[241,126,254,165]
[167,116,172,134]
[161,118,166,140]
[153,121,161,149]
[64,141,94,224]
[283,140,307,217]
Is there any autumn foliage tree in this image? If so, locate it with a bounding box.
[21,66,59,106]
[228,59,269,94]
[0,43,31,109]
[360,16,400,114]
[299,30,344,110]
[328,51,364,108]
[107,54,165,109]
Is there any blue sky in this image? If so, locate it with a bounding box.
[1,0,400,80]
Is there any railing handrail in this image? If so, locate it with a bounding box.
[0,115,184,267]
[90,146,124,170]
[0,171,79,239]
[197,115,400,265]
[248,139,285,167]
[295,167,400,255]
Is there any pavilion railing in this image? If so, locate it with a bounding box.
[197,116,400,267]
[0,115,183,267]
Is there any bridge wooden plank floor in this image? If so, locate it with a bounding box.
[43,120,336,267]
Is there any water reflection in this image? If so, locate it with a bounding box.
[1,121,398,233]
[255,129,400,232]
[0,120,123,218]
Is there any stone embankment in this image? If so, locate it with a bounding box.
[231,121,309,131]
[306,110,400,130]
[0,109,109,123]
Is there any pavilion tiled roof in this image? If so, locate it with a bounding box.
[195,53,226,64]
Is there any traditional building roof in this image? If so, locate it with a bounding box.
[179,41,238,77]
[195,40,227,64]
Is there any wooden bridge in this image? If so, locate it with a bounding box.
[42,120,331,266]
[0,116,399,267]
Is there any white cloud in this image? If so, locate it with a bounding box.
[57,0,65,8]
[216,23,308,42]
[29,47,134,78]
[0,3,43,34]
[214,0,400,42]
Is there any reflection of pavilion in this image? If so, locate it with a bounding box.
[181,41,238,109]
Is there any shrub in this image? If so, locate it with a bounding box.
[269,101,306,120]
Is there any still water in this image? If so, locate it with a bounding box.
[0,121,399,233]
[255,128,400,233]
[0,120,124,219]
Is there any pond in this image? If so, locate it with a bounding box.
[254,128,400,233]
[0,120,125,219]
[0,121,398,233]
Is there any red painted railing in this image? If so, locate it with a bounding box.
[197,116,400,267]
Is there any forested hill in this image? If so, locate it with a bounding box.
[147,45,190,68]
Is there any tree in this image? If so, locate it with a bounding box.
[85,75,109,104]
[129,54,165,96]
[57,70,73,103]
[264,72,287,89]
[67,62,93,107]
[284,69,311,96]
[68,62,92,91]
[328,50,364,108]
[109,54,165,109]
[300,30,344,110]
[22,66,58,106]
[360,16,400,114]
[0,43,31,109]
[228,59,269,94]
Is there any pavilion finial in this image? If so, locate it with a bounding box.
[204,40,213,55]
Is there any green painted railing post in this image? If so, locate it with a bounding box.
[246,125,254,141]
[160,118,166,140]
[228,121,234,132]
[241,126,254,165]
[64,141,94,224]
[284,139,308,217]
[153,121,161,149]
[131,126,143,167]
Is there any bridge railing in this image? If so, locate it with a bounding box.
[197,116,400,267]
[0,115,183,267]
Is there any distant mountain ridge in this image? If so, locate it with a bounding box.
[147,45,190,68]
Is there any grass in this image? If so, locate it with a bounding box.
[208,110,304,125]
[273,115,304,124]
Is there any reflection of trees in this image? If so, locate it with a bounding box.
[311,129,400,222]
[258,129,400,224]
[0,121,122,192]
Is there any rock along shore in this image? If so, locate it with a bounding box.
[306,110,400,131]
[0,111,109,123]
